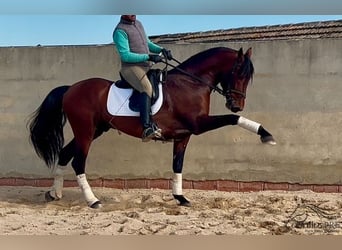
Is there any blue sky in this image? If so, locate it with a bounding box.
[0,15,341,47]
[0,1,341,46]
[1,0,342,14]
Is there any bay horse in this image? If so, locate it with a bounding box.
[28,47,276,209]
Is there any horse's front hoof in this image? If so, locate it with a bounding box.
[90,201,102,209]
[261,136,276,145]
[173,195,191,207]
[180,201,191,207]
[45,191,56,202]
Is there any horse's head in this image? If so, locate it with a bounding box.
[220,48,254,113]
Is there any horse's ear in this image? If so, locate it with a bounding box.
[238,48,244,58]
[245,47,252,58]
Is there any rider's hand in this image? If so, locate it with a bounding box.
[148,54,163,63]
[161,48,173,60]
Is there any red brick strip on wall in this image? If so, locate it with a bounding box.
[1,178,342,193]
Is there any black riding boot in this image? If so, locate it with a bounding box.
[139,92,162,142]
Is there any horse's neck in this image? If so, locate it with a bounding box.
[183,50,233,76]
[179,59,224,84]
[171,49,236,87]
[177,59,209,77]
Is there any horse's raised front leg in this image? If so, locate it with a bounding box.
[194,114,276,145]
[237,116,276,145]
[172,136,191,207]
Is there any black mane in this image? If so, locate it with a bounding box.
[240,55,254,80]
[169,47,236,73]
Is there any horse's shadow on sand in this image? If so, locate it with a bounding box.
[0,187,183,212]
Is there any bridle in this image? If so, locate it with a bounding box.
[223,60,248,100]
[161,56,247,102]
[162,58,225,96]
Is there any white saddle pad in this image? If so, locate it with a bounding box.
[107,83,163,117]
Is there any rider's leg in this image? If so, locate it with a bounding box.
[139,92,162,142]
[121,65,162,142]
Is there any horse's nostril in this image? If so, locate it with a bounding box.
[231,106,242,113]
[226,102,242,113]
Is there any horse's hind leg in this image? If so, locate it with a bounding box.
[45,127,107,205]
[45,139,76,201]
[45,166,67,201]
[68,118,103,208]
[72,148,102,208]
[58,139,76,166]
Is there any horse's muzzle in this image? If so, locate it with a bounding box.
[225,100,243,113]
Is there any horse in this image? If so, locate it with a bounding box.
[28,46,276,209]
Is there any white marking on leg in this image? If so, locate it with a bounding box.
[76,174,100,207]
[172,173,183,195]
[238,116,261,134]
[50,166,67,199]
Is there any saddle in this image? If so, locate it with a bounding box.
[114,69,163,112]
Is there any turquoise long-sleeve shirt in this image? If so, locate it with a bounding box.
[113,29,163,63]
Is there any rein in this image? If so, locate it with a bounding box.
[161,58,226,97]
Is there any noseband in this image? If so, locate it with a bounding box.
[225,89,246,99]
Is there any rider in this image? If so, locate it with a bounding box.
[113,15,173,142]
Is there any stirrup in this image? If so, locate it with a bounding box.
[142,127,162,142]
[152,123,162,137]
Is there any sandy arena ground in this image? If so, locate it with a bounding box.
[0,186,341,235]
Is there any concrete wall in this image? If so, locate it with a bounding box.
[0,38,341,185]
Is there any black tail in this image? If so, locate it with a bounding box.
[27,86,70,168]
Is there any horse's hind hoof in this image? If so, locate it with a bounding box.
[173,195,191,207]
[90,201,102,209]
[45,191,56,202]
[261,136,276,145]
